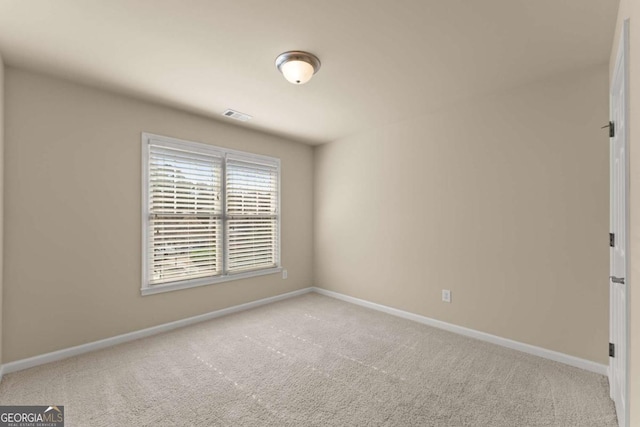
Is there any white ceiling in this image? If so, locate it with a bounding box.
[0,0,618,144]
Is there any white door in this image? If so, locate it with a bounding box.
[609,19,628,427]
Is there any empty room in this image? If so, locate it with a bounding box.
[0,0,637,426]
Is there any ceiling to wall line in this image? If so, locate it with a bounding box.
[0,0,618,145]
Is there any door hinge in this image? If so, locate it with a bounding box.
[610,276,625,285]
[610,233,615,247]
[603,121,615,138]
[609,342,615,358]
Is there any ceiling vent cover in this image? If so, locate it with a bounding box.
[222,109,252,122]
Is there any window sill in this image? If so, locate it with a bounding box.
[141,267,283,296]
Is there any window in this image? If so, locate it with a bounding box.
[142,133,280,295]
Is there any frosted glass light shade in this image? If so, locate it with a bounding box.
[281,60,314,84]
[275,51,321,85]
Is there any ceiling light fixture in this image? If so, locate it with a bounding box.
[275,51,321,85]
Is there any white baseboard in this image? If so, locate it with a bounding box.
[312,287,608,376]
[0,285,608,379]
[1,287,314,377]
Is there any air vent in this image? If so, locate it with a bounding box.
[222,109,252,122]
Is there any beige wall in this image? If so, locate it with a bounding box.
[611,1,639,424]
[314,64,610,364]
[3,68,313,363]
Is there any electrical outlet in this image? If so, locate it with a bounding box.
[282,269,288,279]
[442,289,451,303]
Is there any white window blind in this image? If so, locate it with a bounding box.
[148,144,223,285]
[143,134,280,294]
[226,156,279,273]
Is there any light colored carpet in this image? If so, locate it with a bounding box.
[0,293,617,426]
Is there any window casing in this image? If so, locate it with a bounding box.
[142,133,280,295]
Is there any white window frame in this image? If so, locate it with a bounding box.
[141,132,281,296]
